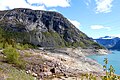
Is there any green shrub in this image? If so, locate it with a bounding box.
[79,42,86,48]
[23,44,29,49]
[0,43,3,49]
[16,43,36,50]
[16,44,24,50]
[42,31,51,37]
[3,46,26,69]
[3,46,20,64]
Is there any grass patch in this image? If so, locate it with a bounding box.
[6,69,34,80]
[0,62,35,80]
[2,46,27,69]
[3,46,20,64]
[15,43,36,50]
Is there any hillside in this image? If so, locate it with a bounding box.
[0,8,113,80]
[0,8,103,49]
[110,40,120,51]
[94,36,120,48]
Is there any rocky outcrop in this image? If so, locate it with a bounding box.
[0,8,103,48]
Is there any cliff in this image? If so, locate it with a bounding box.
[0,8,102,48]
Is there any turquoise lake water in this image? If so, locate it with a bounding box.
[88,50,120,75]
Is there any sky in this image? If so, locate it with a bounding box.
[0,0,120,38]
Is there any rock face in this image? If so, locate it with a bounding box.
[0,8,102,48]
[94,36,120,48]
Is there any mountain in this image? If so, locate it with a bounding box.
[0,8,102,48]
[94,36,120,48]
[110,40,120,51]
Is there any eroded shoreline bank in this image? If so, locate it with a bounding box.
[24,47,109,79]
[0,47,109,79]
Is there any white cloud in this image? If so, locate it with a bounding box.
[90,25,111,30]
[68,19,81,29]
[26,0,70,7]
[0,0,70,10]
[95,0,113,13]
[48,9,58,12]
[0,0,46,10]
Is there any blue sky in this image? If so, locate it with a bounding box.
[0,0,120,38]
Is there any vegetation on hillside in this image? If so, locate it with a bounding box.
[0,26,116,80]
[0,27,36,79]
[0,62,35,80]
[0,27,36,49]
[0,38,119,80]
[0,27,35,69]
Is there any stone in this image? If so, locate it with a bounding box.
[63,74,69,78]
[50,68,56,74]
[43,65,48,72]
[43,72,52,76]
[26,70,31,74]
[32,72,38,77]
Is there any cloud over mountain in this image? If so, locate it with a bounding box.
[90,25,111,30]
[0,0,70,10]
[26,0,70,7]
[68,19,81,29]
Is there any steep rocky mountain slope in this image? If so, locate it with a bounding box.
[94,36,120,48]
[0,8,102,48]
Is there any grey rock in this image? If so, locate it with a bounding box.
[0,8,102,48]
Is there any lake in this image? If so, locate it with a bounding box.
[88,50,120,75]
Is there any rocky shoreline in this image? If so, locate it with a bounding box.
[21,48,109,79]
[0,47,109,80]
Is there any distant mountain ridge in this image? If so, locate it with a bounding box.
[94,36,120,50]
[98,36,116,39]
[110,40,120,51]
[0,8,103,49]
